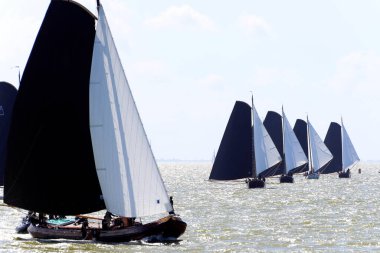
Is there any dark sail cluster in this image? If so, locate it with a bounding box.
[210,99,356,182]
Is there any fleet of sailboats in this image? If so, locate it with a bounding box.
[209,96,282,188]
[0,0,364,247]
[210,101,359,185]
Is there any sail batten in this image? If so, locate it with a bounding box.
[90,5,170,217]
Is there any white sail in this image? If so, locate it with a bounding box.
[89,5,172,217]
[307,118,333,173]
[252,105,282,175]
[341,120,360,172]
[282,109,308,173]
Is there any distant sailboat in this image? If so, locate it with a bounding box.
[0,82,17,188]
[280,107,308,183]
[320,120,359,178]
[209,96,282,188]
[306,117,333,179]
[338,118,359,178]
[5,0,186,242]
[263,110,308,182]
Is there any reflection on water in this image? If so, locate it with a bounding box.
[1,161,380,252]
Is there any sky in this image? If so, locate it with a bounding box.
[0,0,379,161]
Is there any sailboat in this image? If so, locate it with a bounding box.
[305,117,333,179]
[209,96,282,188]
[263,110,308,182]
[279,107,308,183]
[4,0,186,242]
[338,118,360,178]
[0,82,17,190]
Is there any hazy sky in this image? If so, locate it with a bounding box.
[0,0,379,161]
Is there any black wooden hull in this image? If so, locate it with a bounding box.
[280,175,294,183]
[247,179,265,188]
[28,215,186,242]
[338,171,350,178]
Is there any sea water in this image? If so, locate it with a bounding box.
[1,161,380,252]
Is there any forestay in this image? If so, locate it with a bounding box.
[282,109,308,173]
[252,105,282,176]
[341,120,359,172]
[307,119,333,172]
[90,5,172,217]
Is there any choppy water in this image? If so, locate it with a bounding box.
[1,161,380,252]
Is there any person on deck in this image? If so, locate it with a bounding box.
[169,196,175,215]
[102,211,112,230]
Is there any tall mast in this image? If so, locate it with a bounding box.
[306,115,313,173]
[97,0,101,11]
[281,105,286,174]
[251,92,257,178]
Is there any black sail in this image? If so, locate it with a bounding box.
[262,111,283,176]
[4,1,105,214]
[293,119,309,173]
[321,122,342,174]
[0,82,17,186]
[209,101,253,180]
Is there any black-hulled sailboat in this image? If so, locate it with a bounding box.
[338,118,359,178]
[0,82,17,190]
[5,0,186,242]
[263,109,308,183]
[305,116,333,179]
[321,120,359,178]
[209,96,282,188]
[280,108,308,183]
